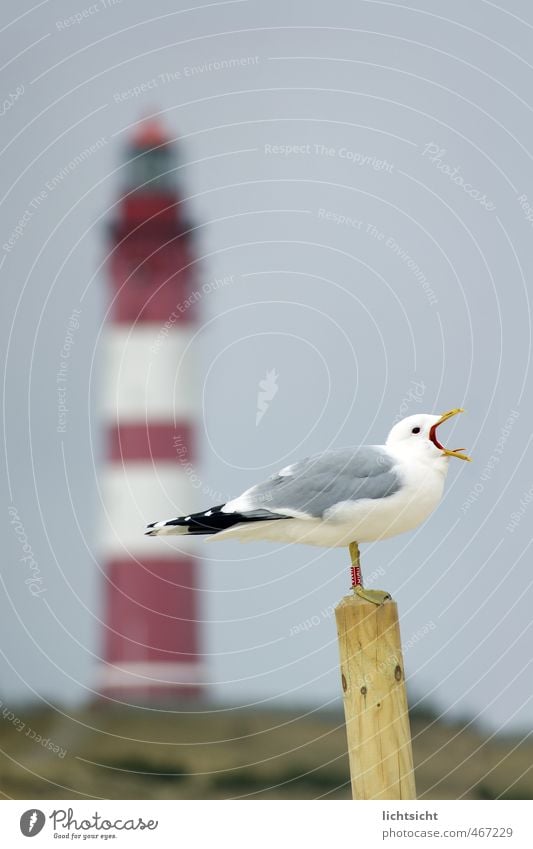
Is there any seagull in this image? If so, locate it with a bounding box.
[146,408,471,604]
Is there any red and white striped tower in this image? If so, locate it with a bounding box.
[98,117,204,701]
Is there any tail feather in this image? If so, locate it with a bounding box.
[145,505,285,536]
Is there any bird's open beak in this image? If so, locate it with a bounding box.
[429,408,472,461]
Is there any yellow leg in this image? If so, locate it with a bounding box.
[348,541,391,605]
[349,541,360,570]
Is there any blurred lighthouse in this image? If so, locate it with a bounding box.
[98,117,204,701]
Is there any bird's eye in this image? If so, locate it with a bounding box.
[411,427,421,434]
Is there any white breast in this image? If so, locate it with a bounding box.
[333,457,447,543]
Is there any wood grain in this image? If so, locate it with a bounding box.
[335,594,416,800]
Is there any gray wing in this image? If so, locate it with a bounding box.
[225,446,401,519]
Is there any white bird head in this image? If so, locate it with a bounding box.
[386,408,472,463]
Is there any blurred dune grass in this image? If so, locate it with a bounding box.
[0,705,531,800]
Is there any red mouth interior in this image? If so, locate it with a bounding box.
[429,421,465,454]
[429,422,445,450]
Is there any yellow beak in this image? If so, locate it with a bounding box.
[430,408,472,462]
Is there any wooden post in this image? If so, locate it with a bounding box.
[335,593,416,800]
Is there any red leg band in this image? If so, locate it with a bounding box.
[351,565,362,588]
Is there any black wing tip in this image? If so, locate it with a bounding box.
[145,505,287,537]
[145,520,163,536]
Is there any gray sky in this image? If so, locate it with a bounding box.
[1,0,532,733]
